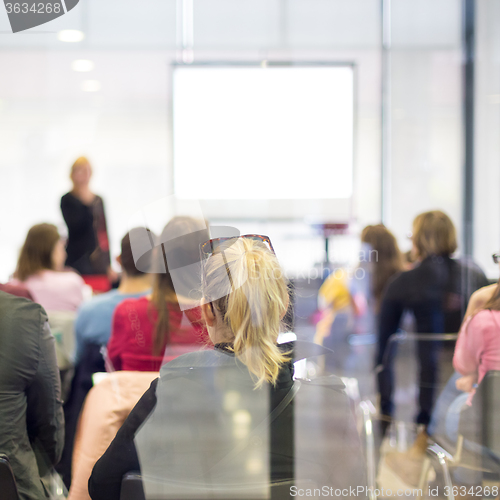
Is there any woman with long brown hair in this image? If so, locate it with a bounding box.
[11,223,86,311]
[106,217,210,371]
[314,224,403,346]
[360,224,404,311]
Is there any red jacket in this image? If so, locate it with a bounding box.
[107,297,210,372]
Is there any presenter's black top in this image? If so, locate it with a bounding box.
[61,192,111,275]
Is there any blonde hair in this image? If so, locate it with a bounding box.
[412,210,457,259]
[202,238,290,388]
[70,156,92,177]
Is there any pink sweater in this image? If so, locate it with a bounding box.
[11,270,85,312]
[453,309,500,387]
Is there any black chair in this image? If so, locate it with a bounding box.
[0,454,20,500]
[119,359,365,500]
[420,370,500,500]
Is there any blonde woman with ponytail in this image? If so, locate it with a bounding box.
[89,235,299,500]
[200,237,291,388]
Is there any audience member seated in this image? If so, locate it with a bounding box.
[376,210,489,435]
[0,281,33,300]
[0,290,64,499]
[10,223,87,312]
[89,236,366,500]
[67,371,158,500]
[315,224,403,346]
[74,228,153,363]
[385,258,500,487]
[106,217,211,372]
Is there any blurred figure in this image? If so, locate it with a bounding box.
[314,224,403,345]
[0,290,64,499]
[74,228,153,363]
[376,210,488,432]
[386,254,500,487]
[106,217,210,371]
[61,157,115,293]
[57,229,154,490]
[11,223,86,312]
[359,224,404,312]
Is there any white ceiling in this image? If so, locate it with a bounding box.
[0,0,460,50]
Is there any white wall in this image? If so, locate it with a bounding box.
[0,0,496,281]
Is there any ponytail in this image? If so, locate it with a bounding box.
[203,239,290,388]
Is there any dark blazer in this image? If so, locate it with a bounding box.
[0,291,64,499]
[377,256,489,366]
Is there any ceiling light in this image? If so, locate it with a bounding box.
[72,59,94,72]
[81,80,101,92]
[58,30,85,42]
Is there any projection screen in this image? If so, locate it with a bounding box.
[172,63,354,221]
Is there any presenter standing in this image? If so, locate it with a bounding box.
[61,157,116,293]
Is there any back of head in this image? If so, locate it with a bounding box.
[202,238,290,388]
[153,216,210,299]
[121,228,154,276]
[412,210,457,260]
[16,223,60,281]
[361,224,403,305]
[361,224,401,264]
[151,216,210,355]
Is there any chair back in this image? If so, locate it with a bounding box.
[131,349,366,500]
[120,473,144,500]
[0,454,20,500]
[47,310,76,370]
[478,370,500,459]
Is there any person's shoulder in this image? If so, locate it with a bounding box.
[0,289,47,329]
[61,192,77,205]
[54,269,85,287]
[454,256,485,273]
[159,349,229,374]
[471,308,500,327]
[115,295,149,315]
[0,282,33,300]
[468,284,497,311]
[78,289,119,313]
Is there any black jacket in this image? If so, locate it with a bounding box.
[89,342,365,500]
[377,256,489,366]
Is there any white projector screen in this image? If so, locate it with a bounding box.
[173,64,354,221]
